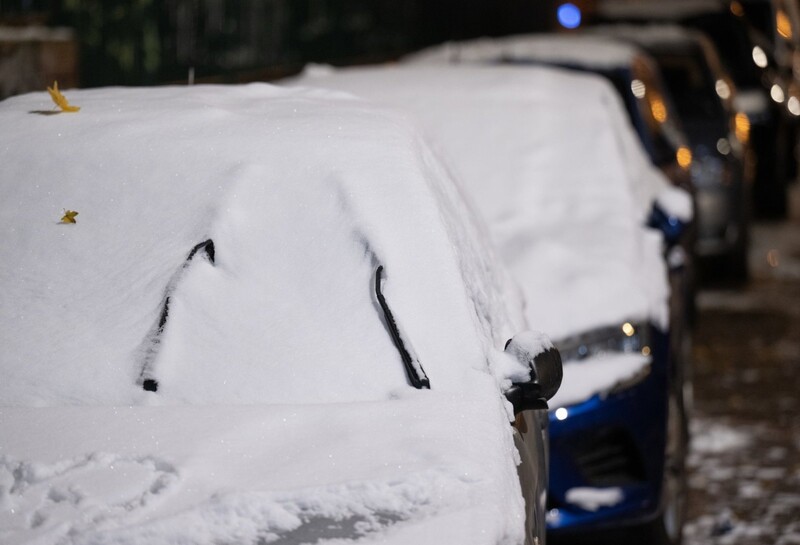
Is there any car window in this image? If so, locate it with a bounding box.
[654,46,728,121]
[687,12,765,87]
[603,61,682,167]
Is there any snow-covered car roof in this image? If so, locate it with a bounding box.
[408,33,641,71]
[290,64,687,340]
[589,22,715,50]
[597,0,726,20]
[0,84,534,544]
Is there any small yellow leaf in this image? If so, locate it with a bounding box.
[60,210,79,224]
[47,81,80,113]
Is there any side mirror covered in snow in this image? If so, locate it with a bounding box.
[504,331,563,414]
[648,202,688,247]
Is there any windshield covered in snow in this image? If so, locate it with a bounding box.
[0,84,526,407]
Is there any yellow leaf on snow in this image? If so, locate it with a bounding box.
[47,81,80,113]
[60,210,79,224]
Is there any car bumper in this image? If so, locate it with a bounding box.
[546,328,670,535]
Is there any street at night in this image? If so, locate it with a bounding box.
[685,186,800,545]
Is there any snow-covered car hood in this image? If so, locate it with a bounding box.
[0,383,524,545]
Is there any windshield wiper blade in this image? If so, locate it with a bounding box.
[375,266,430,390]
[138,239,216,392]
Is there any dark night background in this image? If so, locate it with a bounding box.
[0,0,561,89]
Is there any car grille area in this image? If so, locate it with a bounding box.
[570,427,647,487]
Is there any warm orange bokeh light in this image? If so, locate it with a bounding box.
[676,146,693,170]
[778,10,793,39]
[735,112,751,143]
[650,96,668,123]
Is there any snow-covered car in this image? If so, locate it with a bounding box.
[289,63,693,544]
[0,84,562,545]
[597,0,792,218]
[407,33,699,326]
[408,33,693,193]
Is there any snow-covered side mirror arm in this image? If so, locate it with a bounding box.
[504,331,563,414]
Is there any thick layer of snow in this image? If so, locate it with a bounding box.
[0,84,535,544]
[0,84,528,407]
[588,23,704,49]
[289,65,676,340]
[548,352,651,408]
[597,0,725,20]
[657,185,694,222]
[408,34,639,71]
[564,487,625,512]
[0,386,524,545]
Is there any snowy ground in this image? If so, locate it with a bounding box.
[683,183,800,545]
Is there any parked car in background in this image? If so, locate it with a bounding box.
[735,0,800,186]
[593,24,753,279]
[408,31,698,347]
[0,83,561,545]
[291,63,693,545]
[737,0,800,72]
[597,0,794,217]
[409,33,693,193]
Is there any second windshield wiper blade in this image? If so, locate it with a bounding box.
[375,265,430,390]
[138,239,216,393]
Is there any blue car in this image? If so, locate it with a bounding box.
[546,321,686,544]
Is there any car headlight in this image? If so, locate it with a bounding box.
[555,322,652,362]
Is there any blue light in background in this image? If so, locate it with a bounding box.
[557,3,582,29]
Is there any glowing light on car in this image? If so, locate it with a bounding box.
[715,79,731,100]
[557,3,582,29]
[555,407,569,421]
[730,0,745,16]
[641,346,651,356]
[717,138,732,155]
[752,45,768,68]
[650,96,668,123]
[676,146,693,169]
[630,78,646,99]
[622,322,635,337]
[734,112,751,143]
[788,96,800,116]
[771,83,786,103]
[777,10,793,39]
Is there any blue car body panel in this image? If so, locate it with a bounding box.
[546,326,672,534]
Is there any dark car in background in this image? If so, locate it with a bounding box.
[597,0,794,218]
[736,0,800,185]
[594,24,753,280]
